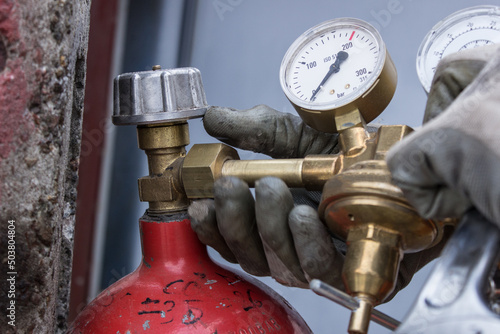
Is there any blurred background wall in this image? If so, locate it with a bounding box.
[70,1,496,332]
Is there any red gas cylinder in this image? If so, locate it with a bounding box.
[68,213,312,333]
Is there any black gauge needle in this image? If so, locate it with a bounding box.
[310,51,349,101]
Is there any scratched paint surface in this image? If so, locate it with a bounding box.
[68,218,311,333]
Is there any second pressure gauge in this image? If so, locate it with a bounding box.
[417,5,500,92]
[280,18,396,133]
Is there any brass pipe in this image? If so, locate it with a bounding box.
[182,145,340,198]
[221,155,342,190]
[222,159,305,188]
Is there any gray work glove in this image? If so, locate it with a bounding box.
[188,105,342,289]
[189,105,448,297]
[387,44,500,226]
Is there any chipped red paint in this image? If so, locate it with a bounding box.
[0,59,31,160]
[0,0,20,43]
[0,1,34,203]
[68,217,312,333]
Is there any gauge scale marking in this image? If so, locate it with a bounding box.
[282,21,384,110]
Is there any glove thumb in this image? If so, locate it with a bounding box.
[203,105,338,158]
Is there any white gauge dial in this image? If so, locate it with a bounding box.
[280,18,386,111]
[417,5,500,92]
[279,18,396,133]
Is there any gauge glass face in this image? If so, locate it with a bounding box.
[417,6,500,92]
[280,19,385,111]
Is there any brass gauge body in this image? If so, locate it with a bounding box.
[279,18,397,133]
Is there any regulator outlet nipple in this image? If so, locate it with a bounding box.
[343,224,402,334]
[348,295,374,334]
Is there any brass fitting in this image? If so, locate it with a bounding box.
[181,143,240,198]
[335,109,368,156]
[318,136,445,334]
[137,122,190,214]
[181,144,342,198]
[343,225,401,334]
[318,160,441,250]
[181,113,412,201]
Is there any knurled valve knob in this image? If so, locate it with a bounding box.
[112,66,208,125]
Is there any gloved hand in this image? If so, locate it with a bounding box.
[189,104,448,298]
[387,44,500,225]
[188,105,343,289]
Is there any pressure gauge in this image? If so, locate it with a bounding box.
[417,5,500,92]
[280,18,396,133]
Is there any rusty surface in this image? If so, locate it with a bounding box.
[0,0,91,332]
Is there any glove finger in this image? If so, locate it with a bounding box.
[424,44,499,123]
[188,199,237,263]
[203,105,339,158]
[288,205,344,290]
[386,129,472,220]
[425,59,486,123]
[254,177,308,287]
[214,177,270,276]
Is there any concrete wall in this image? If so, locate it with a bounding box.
[0,0,90,332]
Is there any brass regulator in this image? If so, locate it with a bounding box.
[183,18,448,334]
[113,18,450,334]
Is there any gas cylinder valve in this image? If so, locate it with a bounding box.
[113,66,207,214]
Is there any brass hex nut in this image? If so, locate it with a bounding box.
[182,143,240,198]
[138,175,174,202]
[374,125,413,159]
